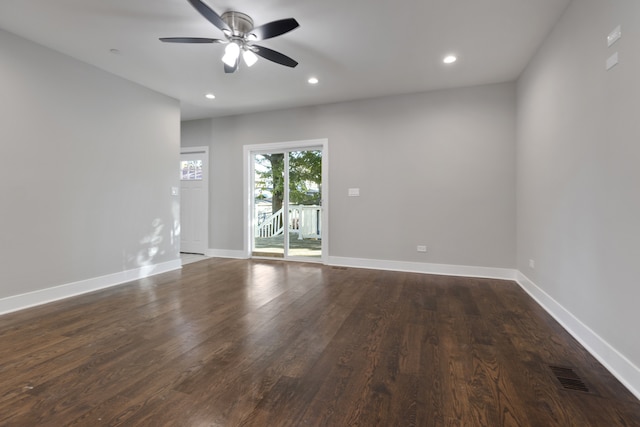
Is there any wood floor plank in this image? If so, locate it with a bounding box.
[0,258,639,426]
[297,271,405,426]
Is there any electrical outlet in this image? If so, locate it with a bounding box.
[417,245,427,253]
[529,259,535,269]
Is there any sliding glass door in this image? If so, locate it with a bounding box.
[252,148,322,260]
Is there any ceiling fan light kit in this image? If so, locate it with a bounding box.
[243,50,259,67]
[222,41,240,67]
[160,0,299,74]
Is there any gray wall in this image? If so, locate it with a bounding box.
[0,29,181,299]
[518,0,640,373]
[182,83,517,268]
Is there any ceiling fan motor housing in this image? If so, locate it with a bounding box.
[221,11,254,37]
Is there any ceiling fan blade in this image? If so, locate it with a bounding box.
[224,57,239,73]
[159,37,224,43]
[252,45,298,68]
[187,0,230,32]
[251,18,299,40]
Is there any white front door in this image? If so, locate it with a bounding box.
[180,148,209,254]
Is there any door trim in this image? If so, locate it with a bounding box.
[243,139,328,263]
[180,146,209,254]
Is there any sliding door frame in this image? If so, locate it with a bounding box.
[243,139,328,264]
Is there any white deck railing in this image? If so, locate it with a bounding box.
[256,205,321,239]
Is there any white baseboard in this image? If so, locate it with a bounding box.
[205,249,249,259]
[0,259,182,316]
[327,256,517,281]
[516,272,640,400]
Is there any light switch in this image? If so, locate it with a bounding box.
[348,188,360,197]
[171,186,179,196]
[607,25,622,47]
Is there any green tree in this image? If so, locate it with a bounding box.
[255,150,321,215]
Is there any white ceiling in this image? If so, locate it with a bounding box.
[0,0,570,120]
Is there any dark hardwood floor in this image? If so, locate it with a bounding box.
[0,258,639,426]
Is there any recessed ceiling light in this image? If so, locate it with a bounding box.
[308,77,319,85]
[205,93,216,99]
[443,55,457,64]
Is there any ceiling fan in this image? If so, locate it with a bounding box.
[160,0,299,73]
